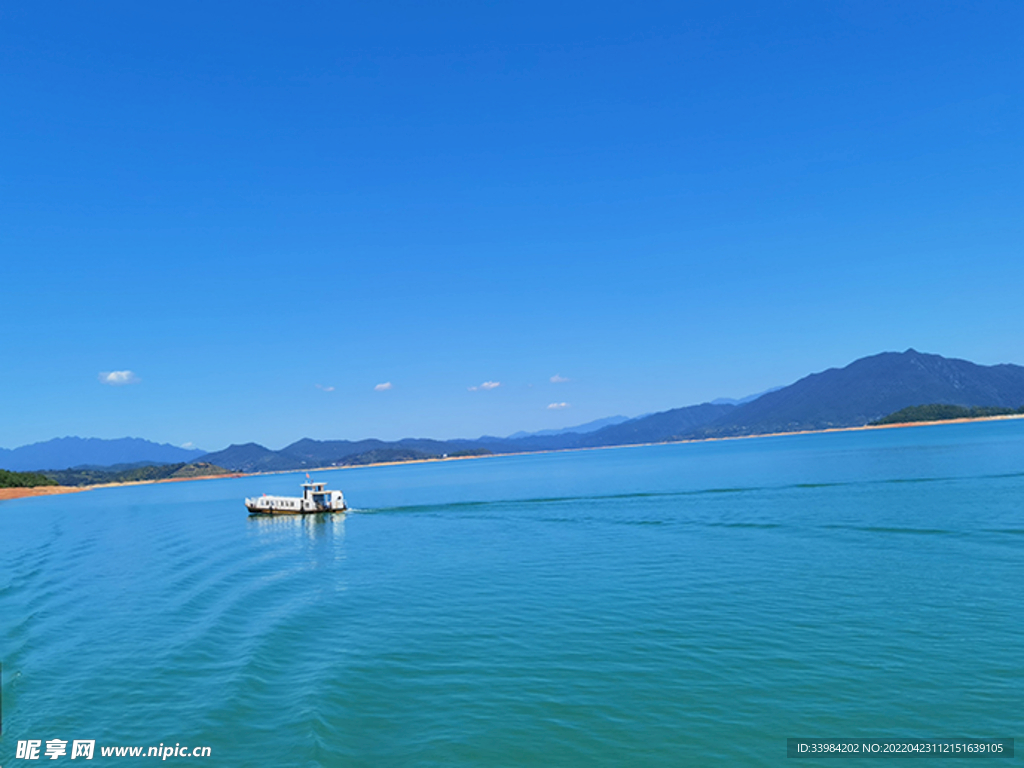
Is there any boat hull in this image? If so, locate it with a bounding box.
[246,504,347,515]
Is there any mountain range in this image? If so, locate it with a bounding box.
[0,437,206,473]
[5,350,1024,473]
[200,349,1024,472]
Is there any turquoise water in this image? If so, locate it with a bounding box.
[2,421,1023,765]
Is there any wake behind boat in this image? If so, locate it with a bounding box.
[246,480,347,515]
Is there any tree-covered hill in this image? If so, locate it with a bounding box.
[0,469,59,488]
[870,404,1024,426]
[43,462,230,487]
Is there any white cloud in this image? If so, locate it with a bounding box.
[315,384,336,392]
[469,380,501,391]
[181,441,195,449]
[374,382,393,391]
[99,370,140,386]
[550,374,570,383]
[547,402,570,410]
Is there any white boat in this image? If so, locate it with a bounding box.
[245,481,347,515]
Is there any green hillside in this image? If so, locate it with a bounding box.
[870,404,1024,426]
[44,462,230,487]
[0,468,59,488]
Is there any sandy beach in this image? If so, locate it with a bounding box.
[0,485,86,501]
[3,413,1022,503]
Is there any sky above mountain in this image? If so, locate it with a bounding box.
[2,1,1022,451]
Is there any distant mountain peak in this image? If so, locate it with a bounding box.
[709,386,783,406]
[506,415,632,439]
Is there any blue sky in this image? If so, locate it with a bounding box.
[2,1,1022,451]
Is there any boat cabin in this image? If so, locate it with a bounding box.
[303,482,333,509]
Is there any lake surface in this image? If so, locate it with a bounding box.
[2,421,1023,765]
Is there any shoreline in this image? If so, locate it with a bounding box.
[3,413,1022,502]
[0,471,247,501]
